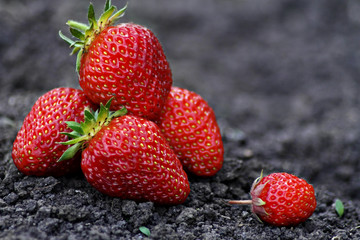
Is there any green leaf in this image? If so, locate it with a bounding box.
[88,3,96,22]
[97,102,110,125]
[105,98,114,109]
[58,142,82,162]
[108,3,127,23]
[66,121,84,135]
[93,109,99,121]
[112,107,127,118]
[58,136,87,146]
[70,28,85,40]
[69,42,84,50]
[59,31,75,46]
[61,131,82,139]
[139,226,150,237]
[104,0,111,12]
[335,199,344,218]
[99,6,116,26]
[88,3,98,28]
[70,46,81,56]
[84,108,96,122]
[75,49,83,73]
[66,20,88,32]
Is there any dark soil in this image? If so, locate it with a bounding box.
[1,0,360,239]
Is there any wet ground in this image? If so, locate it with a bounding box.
[0,0,360,239]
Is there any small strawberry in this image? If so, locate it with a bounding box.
[59,100,190,205]
[59,0,172,121]
[229,172,317,226]
[156,86,224,176]
[12,88,96,176]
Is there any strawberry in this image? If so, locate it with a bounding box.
[12,88,96,176]
[156,86,224,177]
[59,100,190,205]
[59,0,172,121]
[229,172,317,226]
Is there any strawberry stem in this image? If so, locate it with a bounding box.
[228,200,253,205]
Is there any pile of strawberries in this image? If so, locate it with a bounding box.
[12,0,317,227]
[12,1,224,205]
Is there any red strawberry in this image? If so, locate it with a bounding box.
[59,1,172,121]
[59,100,190,205]
[12,88,96,176]
[156,86,224,177]
[229,172,317,226]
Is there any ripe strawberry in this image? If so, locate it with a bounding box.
[229,172,317,226]
[12,88,96,176]
[59,1,172,121]
[59,100,190,205]
[156,86,224,177]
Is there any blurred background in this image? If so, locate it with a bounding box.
[1,0,360,199]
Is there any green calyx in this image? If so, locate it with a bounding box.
[59,0,127,72]
[57,99,127,162]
